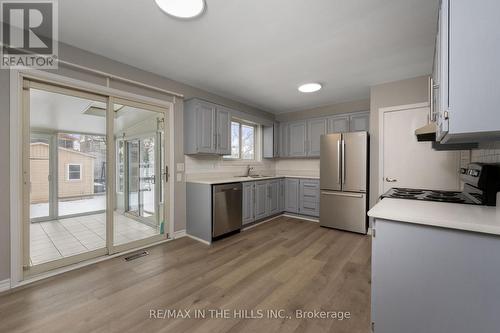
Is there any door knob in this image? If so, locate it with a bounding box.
[385,177,397,183]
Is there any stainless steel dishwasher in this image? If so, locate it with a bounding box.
[213,183,242,238]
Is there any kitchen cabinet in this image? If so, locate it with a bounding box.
[277,112,368,159]
[268,180,280,215]
[284,178,320,217]
[285,178,300,213]
[288,121,308,157]
[242,182,255,225]
[434,0,500,144]
[254,181,269,220]
[371,218,500,333]
[280,123,289,157]
[215,106,231,155]
[263,122,280,158]
[279,178,285,212]
[349,112,370,132]
[327,115,349,134]
[299,179,320,217]
[307,118,327,157]
[184,98,232,155]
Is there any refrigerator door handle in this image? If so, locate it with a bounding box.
[321,191,363,198]
[341,139,346,184]
[337,140,341,184]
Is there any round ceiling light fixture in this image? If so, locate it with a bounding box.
[298,83,322,93]
[155,0,206,19]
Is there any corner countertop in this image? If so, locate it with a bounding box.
[186,175,319,185]
[368,198,500,236]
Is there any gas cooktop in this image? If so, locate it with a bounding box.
[381,188,480,205]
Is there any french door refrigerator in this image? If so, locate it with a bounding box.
[320,131,368,234]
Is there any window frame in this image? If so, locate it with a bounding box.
[224,119,257,161]
[67,163,82,181]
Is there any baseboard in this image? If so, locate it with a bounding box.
[282,213,319,223]
[186,233,211,245]
[367,227,373,236]
[242,214,282,231]
[172,229,186,239]
[0,279,11,292]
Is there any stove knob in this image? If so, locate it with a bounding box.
[460,168,467,174]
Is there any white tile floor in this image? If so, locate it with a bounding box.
[30,213,159,266]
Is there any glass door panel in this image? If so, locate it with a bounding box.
[27,85,107,270]
[29,135,52,220]
[113,102,165,247]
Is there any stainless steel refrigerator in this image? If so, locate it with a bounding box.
[320,131,368,234]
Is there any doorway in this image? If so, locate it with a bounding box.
[22,79,170,276]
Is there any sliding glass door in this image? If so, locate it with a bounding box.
[22,79,170,276]
[113,100,166,249]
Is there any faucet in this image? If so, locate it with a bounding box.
[246,165,254,177]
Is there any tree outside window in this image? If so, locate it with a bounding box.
[225,120,256,160]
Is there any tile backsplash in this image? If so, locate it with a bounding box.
[470,141,500,164]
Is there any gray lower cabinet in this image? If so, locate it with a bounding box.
[372,219,500,333]
[268,180,280,215]
[279,178,285,212]
[298,179,320,217]
[285,178,300,213]
[242,182,255,225]
[285,178,320,217]
[254,181,269,220]
[184,98,232,155]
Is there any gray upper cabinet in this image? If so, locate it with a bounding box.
[280,123,289,157]
[307,118,327,157]
[216,107,231,155]
[263,122,280,158]
[349,112,370,132]
[434,0,500,144]
[242,182,255,225]
[254,181,269,220]
[285,178,300,213]
[288,121,307,157]
[184,99,232,155]
[328,115,350,134]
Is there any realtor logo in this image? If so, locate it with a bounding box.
[1,0,58,68]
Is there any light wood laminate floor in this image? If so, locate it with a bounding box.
[0,216,371,333]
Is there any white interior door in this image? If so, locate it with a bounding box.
[381,106,460,193]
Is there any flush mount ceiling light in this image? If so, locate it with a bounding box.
[155,0,206,19]
[298,83,322,93]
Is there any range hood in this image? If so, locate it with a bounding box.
[415,121,437,142]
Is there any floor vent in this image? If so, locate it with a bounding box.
[124,251,149,261]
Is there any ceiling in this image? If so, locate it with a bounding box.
[30,89,158,135]
[57,0,439,114]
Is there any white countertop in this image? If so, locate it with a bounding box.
[368,198,500,236]
[186,175,319,185]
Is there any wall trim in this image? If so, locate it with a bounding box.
[185,234,211,245]
[0,279,10,293]
[282,213,319,223]
[173,229,186,239]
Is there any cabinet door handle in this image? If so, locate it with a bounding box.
[385,177,397,183]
